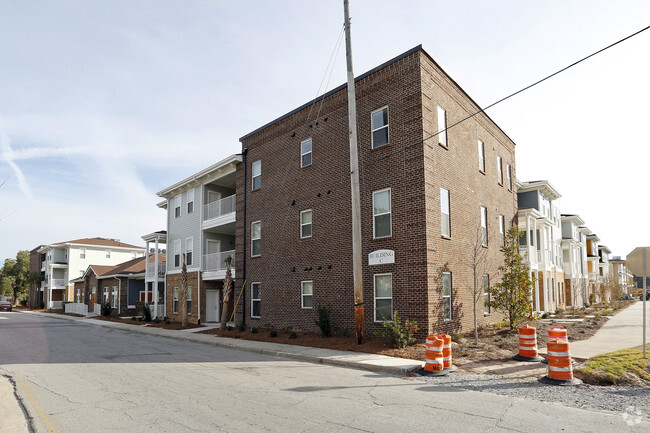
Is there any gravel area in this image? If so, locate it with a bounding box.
[410,370,650,418]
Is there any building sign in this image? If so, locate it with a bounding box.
[369,249,395,266]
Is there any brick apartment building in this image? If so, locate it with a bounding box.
[236,45,518,337]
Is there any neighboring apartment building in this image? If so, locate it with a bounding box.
[156,155,240,323]
[609,256,634,296]
[516,181,565,312]
[585,231,601,303]
[142,231,168,318]
[560,214,589,307]
[235,45,518,337]
[29,238,145,309]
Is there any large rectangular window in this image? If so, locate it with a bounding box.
[506,164,512,190]
[80,248,86,259]
[173,287,179,314]
[252,160,261,191]
[187,286,192,315]
[187,189,194,214]
[483,274,490,314]
[174,195,181,218]
[478,140,485,172]
[251,221,261,257]
[371,107,389,149]
[301,281,313,309]
[481,206,488,246]
[499,215,505,247]
[300,209,312,239]
[440,188,450,237]
[111,286,118,308]
[105,250,111,259]
[442,272,452,321]
[374,273,393,321]
[301,138,312,167]
[174,239,181,267]
[437,106,447,147]
[251,282,261,317]
[497,156,503,185]
[186,237,193,266]
[373,188,392,238]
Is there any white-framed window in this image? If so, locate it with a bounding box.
[79,270,84,277]
[301,280,313,309]
[374,273,393,321]
[251,221,261,257]
[251,282,261,318]
[300,209,312,239]
[252,160,261,191]
[478,139,485,172]
[371,106,389,149]
[186,286,192,315]
[506,164,512,190]
[301,138,312,167]
[440,187,450,237]
[373,188,391,238]
[105,250,111,259]
[80,248,86,259]
[483,274,490,314]
[174,194,181,218]
[103,287,109,304]
[173,287,179,314]
[497,156,503,185]
[187,189,194,214]
[186,237,193,266]
[111,286,118,308]
[437,106,447,147]
[499,215,505,247]
[174,239,181,267]
[442,272,452,321]
[480,206,488,246]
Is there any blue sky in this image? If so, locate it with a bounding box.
[1,0,649,260]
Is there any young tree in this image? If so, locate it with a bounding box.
[488,226,534,329]
[220,254,234,329]
[462,223,491,345]
[180,253,188,327]
[0,250,30,304]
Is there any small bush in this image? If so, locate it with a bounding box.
[138,317,143,322]
[226,325,234,331]
[101,302,113,317]
[269,330,278,338]
[377,311,419,348]
[339,328,350,337]
[289,331,298,339]
[314,304,333,338]
[251,327,259,334]
[165,319,171,325]
[541,312,550,319]
[142,303,152,322]
[131,316,137,321]
[238,322,246,332]
[555,308,564,314]
[153,318,161,324]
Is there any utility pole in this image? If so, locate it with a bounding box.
[343,0,364,344]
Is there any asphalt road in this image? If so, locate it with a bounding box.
[0,311,629,432]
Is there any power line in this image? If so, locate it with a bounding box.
[422,23,650,144]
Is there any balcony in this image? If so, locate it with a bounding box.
[50,279,67,289]
[202,250,235,280]
[146,263,166,280]
[202,195,236,230]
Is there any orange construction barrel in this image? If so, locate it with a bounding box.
[513,324,543,362]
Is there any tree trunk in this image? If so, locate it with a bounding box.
[180,254,188,328]
[221,256,233,329]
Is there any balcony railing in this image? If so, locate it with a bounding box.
[146,262,166,279]
[203,250,235,272]
[203,195,236,221]
[51,279,67,289]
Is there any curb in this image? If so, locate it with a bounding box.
[17,310,424,375]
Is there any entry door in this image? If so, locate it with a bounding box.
[206,290,220,322]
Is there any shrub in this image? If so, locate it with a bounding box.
[339,328,350,338]
[555,308,564,314]
[238,322,246,332]
[289,331,298,339]
[153,318,161,324]
[251,327,259,334]
[101,302,113,317]
[226,325,233,331]
[377,311,419,348]
[131,316,137,321]
[541,312,550,319]
[314,304,333,338]
[142,303,152,322]
[269,330,278,338]
[165,319,171,325]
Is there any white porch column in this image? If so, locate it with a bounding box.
[154,237,159,318]
[48,265,53,309]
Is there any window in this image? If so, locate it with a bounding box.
[251,221,261,257]
[440,188,450,237]
[371,106,389,149]
[373,189,391,238]
[442,272,452,321]
[111,286,118,308]
[103,288,109,304]
[187,189,194,214]
[186,237,193,266]
[174,239,181,267]
[174,194,181,218]
[300,210,312,239]
[105,250,111,259]
[506,164,512,190]
[374,273,392,321]
[478,140,485,172]
[499,215,505,247]
[173,287,179,314]
[251,282,261,317]
[132,252,137,259]
[187,286,192,315]
[480,206,488,246]
[252,160,261,191]
[301,281,313,309]
[301,138,312,167]
[79,270,84,277]
[80,248,86,259]
[437,106,447,147]
[497,156,503,185]
[483,274,490,314]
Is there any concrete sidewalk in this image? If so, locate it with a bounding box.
[17,310,424,375]
[540,300,650,360]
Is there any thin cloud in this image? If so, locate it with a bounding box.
[0,130,32,200]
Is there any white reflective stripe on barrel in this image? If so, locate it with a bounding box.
[519,345,538,351]
[548,365,573,372]
[425,359,443,365]
[427,347,443,353]
[519,334,537,340]
[547,350,571,357]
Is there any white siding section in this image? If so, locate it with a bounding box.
[167,185,203,272]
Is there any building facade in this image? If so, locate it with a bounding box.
[560,214,589,307]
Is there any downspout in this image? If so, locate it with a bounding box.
[198,181,203,325]
[241,147,248,326]
[113,276,121,315]
[197,270,201,325]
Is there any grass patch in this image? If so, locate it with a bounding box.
[576,344,650,385]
